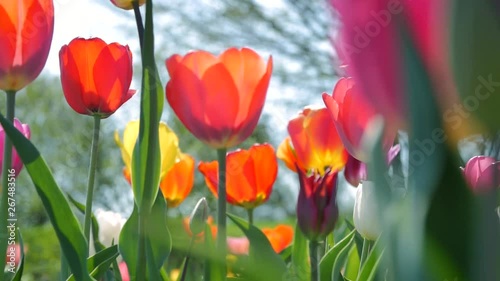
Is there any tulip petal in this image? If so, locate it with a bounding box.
[249,144,277,200]
[166,64,211,143]
[201,63,240,145]
[59,45,88,114]
[198,161,219,198]
[0,6,15,77]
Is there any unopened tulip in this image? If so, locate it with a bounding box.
[0,0,54,92]
[165,48,272,148]
[95,209,126,247]
[296,168,339,241]
[353,181,380,240]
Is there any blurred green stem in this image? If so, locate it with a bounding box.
[179,236,196,281]
[132,0,144,50]
[359,238,370,269]
[83,115,101,251]
[247,208,254,225]
[309,240,319,281]
[0,91,15,281]
[217,148,227,279]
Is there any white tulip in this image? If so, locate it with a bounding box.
[353,181,380,240]
[95,209,126,247]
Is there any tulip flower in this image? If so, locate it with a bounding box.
[296,168,339,241]
[95,209,126,247]
[227,225,294,254]
[331,0,454,130]
[286,107,348,175]
[119,262,130,281]
[0,0,54,92]
[160,153,195,208]
[115,120,180,183]
[322,77,396,161]
[463,156,500,194]
[183,216,217,241]
[165,47,273,148]
[353,181,380,240]
[261,225,294,253]
[59,37,135,118]
[110,0,145,10]
[198,143,277,209]
[0,118,30,178]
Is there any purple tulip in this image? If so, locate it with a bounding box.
[296,168,339,241]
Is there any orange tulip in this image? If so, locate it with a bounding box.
[261,225,294,253]
[165,47,273,148]
[0,0,54,92]
[59,38,135,117]
[198,143,277,209]
[110,0,145,10]
[227,224,293,255]
[285,107,348,175]
[159,154,195,208]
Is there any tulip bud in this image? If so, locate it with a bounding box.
[344,155,367,187]
[189,198,209,236]
[353,181,380,240]
[95,209,126,247]
[296,168,339,241]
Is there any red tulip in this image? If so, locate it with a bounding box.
[198,143,277,209]
[59,38,135,117]
[463,156,500,193]
[323,77,396,161]
[286,107,348,175]
[0,118,30,178]
[0,0,54,92]
[165,48,273,148]
[331,0,451,130]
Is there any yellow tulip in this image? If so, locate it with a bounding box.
[115,120,180,182]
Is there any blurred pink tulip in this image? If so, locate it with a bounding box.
[463,156,500,193]
[0,118,30,178]
[119,262,129,281]
[331,0,451,130]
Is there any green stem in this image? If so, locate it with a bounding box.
[83,115,101,252]
[0,91,16,280]
[309,240,320,281]
[132,0,144,50]
[247,208,254,225]
[217,148,227,279]
[179,236,196,281]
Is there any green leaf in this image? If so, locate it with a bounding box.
[319,230,355,281]
[0,114,91,281]
[67,195,105,252]
[112,258,123,281]
[332,237,356,281]
[12,230,25,281]
[355,237,384,281]
[66,245,120,281]
[145,193,171,279]
[227,213,287,281]
[132,0,164,213]
[344,245,360,280]
[290,221,310,281]
[119,205,139,279]
[451,0,500,132]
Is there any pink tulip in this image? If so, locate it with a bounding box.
[0,118,31,178]
[119,262,130,281]
[331,0,450,130]
[463,156,500,193]
[323,77,396,161]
